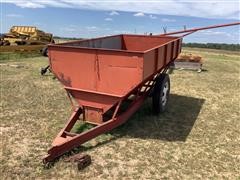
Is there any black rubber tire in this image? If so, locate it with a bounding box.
[15,41,26,45]
[41,47,48,57]
[152,73,170,114]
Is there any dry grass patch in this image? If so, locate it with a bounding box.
[0,48,239,179]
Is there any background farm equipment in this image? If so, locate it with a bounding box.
[0,26,54,55]
[1,26,54,46]
[171,53,203,72]
[43,22,240,165]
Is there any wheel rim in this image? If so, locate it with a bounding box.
[161,82,169,106]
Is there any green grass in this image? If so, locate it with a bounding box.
[0,51,42,61]
[1,48,240,179]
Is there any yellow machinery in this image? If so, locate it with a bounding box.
[1,26,54,46]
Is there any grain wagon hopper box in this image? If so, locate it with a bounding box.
[43,22,240,165]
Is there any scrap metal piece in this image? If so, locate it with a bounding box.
[77,155,91,170]
[65,153,91,170]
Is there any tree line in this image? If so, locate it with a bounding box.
[53,36,84,40]
[182,43,240,51]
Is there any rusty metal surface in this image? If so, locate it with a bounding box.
[77,155,91,170]
[65,153,91,170]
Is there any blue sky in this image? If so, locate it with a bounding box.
[1,0,240,43]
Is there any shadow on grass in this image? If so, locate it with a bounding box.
[77,93,204,151]
[113,93,205,142]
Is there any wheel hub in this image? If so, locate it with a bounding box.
[161,82,169,106]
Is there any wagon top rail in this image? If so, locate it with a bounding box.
[158,22,240,37]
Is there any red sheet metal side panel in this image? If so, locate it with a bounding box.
[166,42,173,64]
[49,47,143,97]
[143,50,155,79]
[49,48,96,90]
[97,53,143,96]
[158,46,165,69]
[123,35,175,51]
[142,38,181,79]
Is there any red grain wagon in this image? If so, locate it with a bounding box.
[43,22,239,163]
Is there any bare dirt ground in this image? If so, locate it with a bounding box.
[1,48,239,179]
